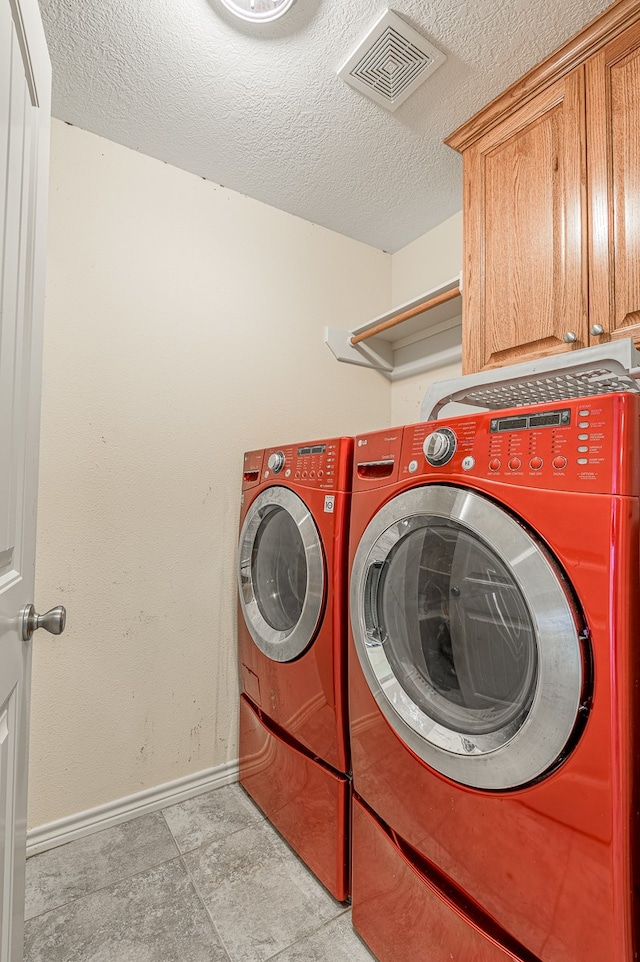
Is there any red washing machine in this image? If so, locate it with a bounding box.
[348,394,640,962]
[237,437,353,901]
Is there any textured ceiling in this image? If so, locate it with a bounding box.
[38,0,611,252]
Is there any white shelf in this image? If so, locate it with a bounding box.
[324,277,462,381]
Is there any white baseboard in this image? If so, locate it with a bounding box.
[26,759,239,858]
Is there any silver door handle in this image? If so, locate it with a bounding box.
[563,331,577,343]
[590,324,604,336]
[22,605,66,642]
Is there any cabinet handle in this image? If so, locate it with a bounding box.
[590,324,604,336]
[563,332,577,343]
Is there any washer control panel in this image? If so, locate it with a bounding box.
[267,451,285,474]
[423,428,457,466]
[399,393,640,496]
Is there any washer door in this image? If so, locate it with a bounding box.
[350,485,587,790]
[238,487,324,662]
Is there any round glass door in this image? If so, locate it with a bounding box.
[350,485,587,790]
[238,487,324,662]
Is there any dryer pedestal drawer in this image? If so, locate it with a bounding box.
[351,796,532,962]
[239,694,350,902]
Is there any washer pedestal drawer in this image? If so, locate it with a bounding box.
[351,795,531,962]
[239,694,350,902]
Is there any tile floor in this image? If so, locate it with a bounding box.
[24,783,377,962]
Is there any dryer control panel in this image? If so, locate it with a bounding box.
[399,392,640,496]
[260,437,353,492]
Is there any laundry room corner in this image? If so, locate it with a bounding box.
[28,118,392,832]
[390,211,463,426]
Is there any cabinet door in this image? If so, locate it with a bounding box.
[587,21,640,347]
[462,68,588,374]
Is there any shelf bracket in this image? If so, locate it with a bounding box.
[324,326,393,372]
[325,276,461,381]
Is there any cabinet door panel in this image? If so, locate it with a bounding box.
[463,69,588,373]
[587,21,640,347]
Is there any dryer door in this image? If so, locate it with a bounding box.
[238,487,324,662]
[350,485,587,790]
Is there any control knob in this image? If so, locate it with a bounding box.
[267,451,285,474]
[423,428,457,467]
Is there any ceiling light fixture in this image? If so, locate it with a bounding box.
[218,0,296,23]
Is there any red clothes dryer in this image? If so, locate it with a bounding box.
[237,437,353,901]
[348,394,640,962]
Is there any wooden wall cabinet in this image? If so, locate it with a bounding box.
[587,19,640,351]
[447,0,640,374]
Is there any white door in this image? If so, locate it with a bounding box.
[0,0,51,959]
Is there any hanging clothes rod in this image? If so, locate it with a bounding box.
[350,285,461,345]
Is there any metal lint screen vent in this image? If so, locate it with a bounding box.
[338,9,446,112]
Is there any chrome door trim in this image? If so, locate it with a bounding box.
[350,484,585,790]
[238,486,324,662]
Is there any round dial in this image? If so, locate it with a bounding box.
[267,451,285,474]
[423,428,457,467]
[218,0,296,22]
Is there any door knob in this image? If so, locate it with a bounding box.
[22,605,66,642]
[563,332,577,343]
[590,324,604,336]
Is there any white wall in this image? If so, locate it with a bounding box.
[390,211,463,426]
[29,120,391,827]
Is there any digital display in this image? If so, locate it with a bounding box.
[530,413,561,427]
[298,444,326,456]
[490,408,571,434]
[498,417,527,431]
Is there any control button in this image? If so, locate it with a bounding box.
[264,470,270,478]
[489,458,501,472]
[267,451,285,474]
[529,457,543,470]
[578,434,589,440]
[461,456,475,471]
[423,428,457,467]
[317,470,323,478]
[577,446,589,453]
[579,409,590,416]
[285,469,291,478]
[309,470,315,479]
[295,471,300,479]
[508,458,521,471]
[577,458,588,465]
[301,470,307,479]
[579,421,590,428]
[552,456,567,469]
[408,459,419,473]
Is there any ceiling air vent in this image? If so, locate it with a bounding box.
[338,9,446,112]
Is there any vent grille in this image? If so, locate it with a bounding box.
[338,9,446,112]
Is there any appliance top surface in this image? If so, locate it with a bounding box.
[354,392,640,497]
